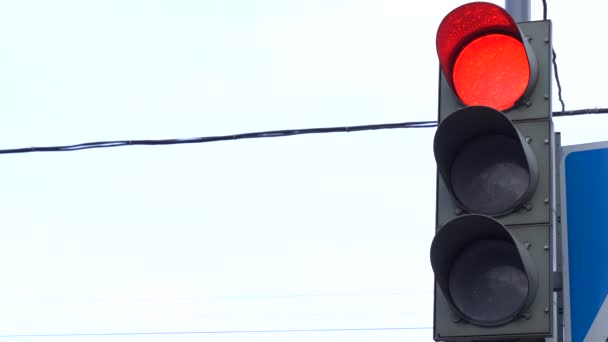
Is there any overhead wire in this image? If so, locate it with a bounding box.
[553,108,608,117]
[0,105,607,155]
[0,120,437,155]
[543,0,566,112]
[552,49,565,112]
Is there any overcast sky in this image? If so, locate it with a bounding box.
[0,1,606,341]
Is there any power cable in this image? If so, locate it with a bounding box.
[553,48,566,112]
[542,0,566,112]
[0,106,605,156]
[553,107,608,117]
[0,106,606,156]
[0,120,436,155]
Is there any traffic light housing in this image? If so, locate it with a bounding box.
[431,2,554,341]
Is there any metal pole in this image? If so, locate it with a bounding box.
[505,0,531,22]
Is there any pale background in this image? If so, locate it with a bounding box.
[0,0,605,341]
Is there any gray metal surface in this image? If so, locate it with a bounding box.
[506,0,531,22]
[553,132,563,342]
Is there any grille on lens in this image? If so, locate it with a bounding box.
[450,134,529,216]
[448,239,529,326]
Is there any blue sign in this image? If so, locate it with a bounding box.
[562,142,608,342]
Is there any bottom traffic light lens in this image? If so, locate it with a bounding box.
[450,134,529,216]
[448,239,529,326]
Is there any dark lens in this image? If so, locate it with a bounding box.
[448,239,528,326]
[450,134,529,215]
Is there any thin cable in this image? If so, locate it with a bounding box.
[0,120,437,155]
[553,48,566,112]
[0,327,432,338]
[553,107,608,117]
[0,107,607,156]
[543,0,566,112]
[543,0,566,111]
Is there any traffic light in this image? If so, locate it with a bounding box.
[430,2,554,341]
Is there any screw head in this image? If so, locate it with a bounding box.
[524,241,531,249]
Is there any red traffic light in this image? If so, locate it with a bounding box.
[436,2,537,111]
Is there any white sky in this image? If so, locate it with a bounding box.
[0,0,606,341]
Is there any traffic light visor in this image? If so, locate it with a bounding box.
[436,2,536,111]
[430,215,538,326]
[434,106,539,216]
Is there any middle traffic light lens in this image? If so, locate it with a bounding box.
[450,134,529,216]
[448,239,529,326]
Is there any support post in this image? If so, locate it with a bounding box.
[506,0,531,22]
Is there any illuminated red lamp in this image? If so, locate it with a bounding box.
[436,2,538,111]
